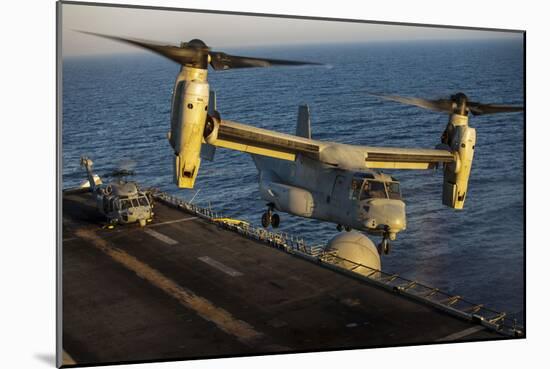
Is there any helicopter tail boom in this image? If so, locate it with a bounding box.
[80,156,100,192]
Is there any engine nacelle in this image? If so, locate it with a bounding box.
[442,114,476,209]
[170,77,210,188]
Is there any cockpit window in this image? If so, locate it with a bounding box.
[137,196,150,207]
[386,182,402,200]
[360,180,387,200]
[349,179,363,200]
[119,199,132,210]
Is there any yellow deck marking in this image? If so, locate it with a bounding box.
[62,350,76,365]
[75,229,263,346]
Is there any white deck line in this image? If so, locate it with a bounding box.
[143,228,178,245]
[198,256,243,277]
[149,216,198,227]
[436,325,486,342]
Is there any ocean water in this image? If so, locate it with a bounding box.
[62,39,524,322]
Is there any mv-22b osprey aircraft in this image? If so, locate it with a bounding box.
[80,32,523,254]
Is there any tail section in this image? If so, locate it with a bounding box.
[80,156,101,192]
[296,105,311,139]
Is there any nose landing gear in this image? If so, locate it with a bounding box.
[377,228,392,255]
[261,203,280,228]
[377,237,391,255]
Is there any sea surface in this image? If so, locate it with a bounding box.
[63,39,525,323]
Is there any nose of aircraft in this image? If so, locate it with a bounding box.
[381,201,406,232]
[363,199,406,233]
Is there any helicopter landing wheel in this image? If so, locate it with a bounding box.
[378,238,391,255]
[336,224,343,232]
[261,212,271,228]
[384,241,391,255]
[271,213,280,228]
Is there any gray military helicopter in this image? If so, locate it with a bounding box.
[80,156,154,227]
[79,32,523,253]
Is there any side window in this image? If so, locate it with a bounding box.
[138,196,149,206]
[361,181,388,200]
[360,182,370,200]
[349,178,362,200]
[387,182,402,200]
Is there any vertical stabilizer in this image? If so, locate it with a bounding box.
[80,156,101,192]
[296,105,311,139]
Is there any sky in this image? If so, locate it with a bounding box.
[61,2,523,56]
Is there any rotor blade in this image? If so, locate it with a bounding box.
[369,93,453,113]
[76,31,198,65]
[467,102,524,116]
[209,51,322,70]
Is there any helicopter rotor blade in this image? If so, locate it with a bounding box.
[77,30,322,70]
[369,93,453,113]
[371,92,524,116]
[209,51,323,70]
[77,31,202,65]
[467,102,524,116]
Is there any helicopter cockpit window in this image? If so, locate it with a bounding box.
[386,182,402,200]
[360,180,387,200]
[137,196,149,207]
[119,199,132,210]
[349,178,363,200]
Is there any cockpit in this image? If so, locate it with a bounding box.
[118,196,151,211]
[104,195,151,213]
[350,173,402,201]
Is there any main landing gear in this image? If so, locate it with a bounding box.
[377,228,392,255]
[261,203,280,229]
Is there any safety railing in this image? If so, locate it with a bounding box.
[154,191,524,338]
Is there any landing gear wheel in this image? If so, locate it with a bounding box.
[271,213,280,228]
[377,238,391,255]
[336,224,343,232]
[261,212,271,228]
[344,226,352,232]
[383,240,391,255]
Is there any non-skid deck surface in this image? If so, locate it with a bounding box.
[62,192,503,366]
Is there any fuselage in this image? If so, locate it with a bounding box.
[253,153,407,240]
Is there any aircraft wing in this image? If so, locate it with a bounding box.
[316,143,455,170]
[358,145,455,169]
[213,119,454,170]
[214,119,321,161]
